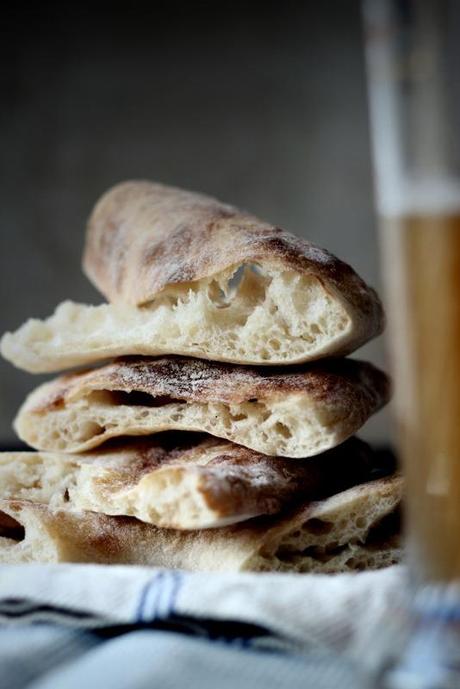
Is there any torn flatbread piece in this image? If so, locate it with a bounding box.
[1,181,384,373]
[0,436,376,529]
[0,475,402,572]
[15,357,390,457]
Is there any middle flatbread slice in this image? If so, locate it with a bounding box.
[15,357,390,457]
[0,436,377,529]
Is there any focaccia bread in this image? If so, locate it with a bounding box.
[0,475,402,572]
[1,181,384,373]
[0,436,376,530]
[15,356,390,457]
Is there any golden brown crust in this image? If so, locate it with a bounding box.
[195,436,376,520]
[28,356,391,414]
[85,435,376,523]
[0,499,145,562]
[83,181,384,339]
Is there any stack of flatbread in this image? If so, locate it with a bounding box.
[0,181,402,572]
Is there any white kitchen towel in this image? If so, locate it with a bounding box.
[0,564,407,665]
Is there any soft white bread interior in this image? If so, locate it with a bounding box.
[1,261,378,374]
[14,357,390,457]
[0,475,402,572]
[248,475,402,573]
[0,436,376,530]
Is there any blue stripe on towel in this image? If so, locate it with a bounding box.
[136,572,164,623]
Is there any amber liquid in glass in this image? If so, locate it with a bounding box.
[381,213,460,582]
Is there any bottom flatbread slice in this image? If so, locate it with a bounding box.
[0,475,402,573]
[0,436,378,529]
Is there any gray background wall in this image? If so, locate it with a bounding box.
[0,1,391,447]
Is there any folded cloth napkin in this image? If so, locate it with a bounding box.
[0,565,408,689]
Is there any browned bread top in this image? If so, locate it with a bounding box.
[29,355,391,413]
[83,181,383,334]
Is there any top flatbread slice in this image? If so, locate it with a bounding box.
[0,475,402,572]
[0,181,384,373]
[14,356,390,457]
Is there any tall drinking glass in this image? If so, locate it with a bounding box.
[363,1,460,686]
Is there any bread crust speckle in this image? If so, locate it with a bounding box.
[27,356,390,413]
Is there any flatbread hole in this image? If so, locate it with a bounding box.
[207,263,270,308]
[97,391,186,408]
[0,511,25,542]
[362,507,401,548]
